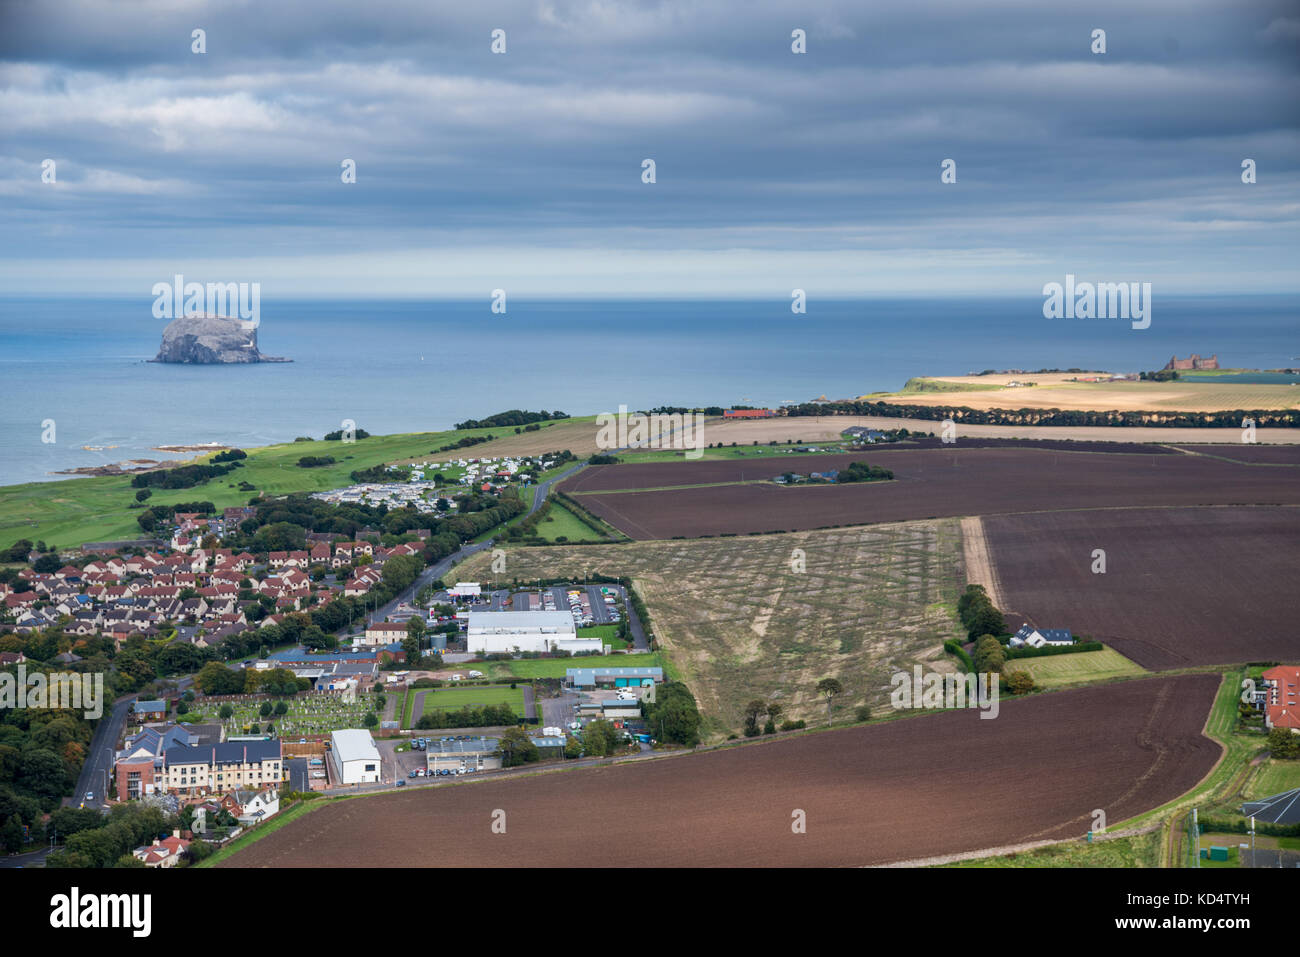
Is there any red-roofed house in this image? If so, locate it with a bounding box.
[1263,665,1300,733]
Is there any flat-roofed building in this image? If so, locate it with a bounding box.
[467,609,602,655]
[425,736,502,772]
[566,666,664,689]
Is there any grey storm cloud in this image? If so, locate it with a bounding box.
[0,0,1296,294]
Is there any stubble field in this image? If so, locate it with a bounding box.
[454,522,966,736]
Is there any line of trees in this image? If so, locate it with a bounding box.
[780,399,1300,429]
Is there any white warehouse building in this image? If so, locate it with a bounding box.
[329,729,382,785]
[467,609,603,655]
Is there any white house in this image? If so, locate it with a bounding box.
[1009,624,1074,649]
[466,609,602,655]
[329,729,382,785]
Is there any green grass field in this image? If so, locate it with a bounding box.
[0,420,579,552]
[493,652,664,680]
[1002,647,1148,688]
[535,500,608,542]
[417,684,525,712]
[575,623,628,650]
[1244,758,1300,800]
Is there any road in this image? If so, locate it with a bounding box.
[72,693,136,811]
[363,461,588,628]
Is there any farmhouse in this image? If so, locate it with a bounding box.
[329,729,382,784]
[466,609,602,655]
[1009,624,1074,649]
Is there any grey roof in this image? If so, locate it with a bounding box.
[425,736,499,755]
[134,699,167,712]
[1241,788,1300,825]
[330,729,380,763]
[163,740,281,767]
[566,666,663,684]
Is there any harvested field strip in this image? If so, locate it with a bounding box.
[578,480,769,494]
[1171,444,1300,465]
[983,506,1300,671]
[567,448,1300,540]
[959,516,1004,610]
[221,674,1221,868]
[452,523,967,736]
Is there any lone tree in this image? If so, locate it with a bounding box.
[743,699,767,737]
[816,677,843,726]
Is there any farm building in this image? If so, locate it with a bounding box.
[426,736,502,772]
[328,729,382,785]
[722,409,776,418]
[601,700,642,720]
[467,609,602,655]
[529,735,566,758]
[566,666,664,689]
[1009,624,1074,649]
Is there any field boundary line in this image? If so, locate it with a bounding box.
[879,823,1163,868]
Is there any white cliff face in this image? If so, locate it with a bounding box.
[153,315,288,364]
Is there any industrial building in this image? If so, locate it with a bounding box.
[328,729,382,785]
[425,736,502,772]
[566,666,664,689]
[467,609,602,655]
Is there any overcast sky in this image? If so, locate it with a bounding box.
[1,0,1297,297]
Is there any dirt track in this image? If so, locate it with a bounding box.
[224,674,1221,868]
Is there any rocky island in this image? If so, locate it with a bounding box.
[151,314,290,364]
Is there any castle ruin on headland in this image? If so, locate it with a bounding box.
[1163,354,1219,371]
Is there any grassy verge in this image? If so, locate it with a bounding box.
[941,830,1162,868]
[197,798,322,867]
[496,652,663,680]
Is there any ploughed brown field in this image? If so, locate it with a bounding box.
[1171,444,1300,465]
[226,675,1221,868]
[983,506,1300,671]
[565,447,1300,539]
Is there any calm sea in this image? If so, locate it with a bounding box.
[0,295,1295,486]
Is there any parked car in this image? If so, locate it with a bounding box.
[396,779,406,787]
